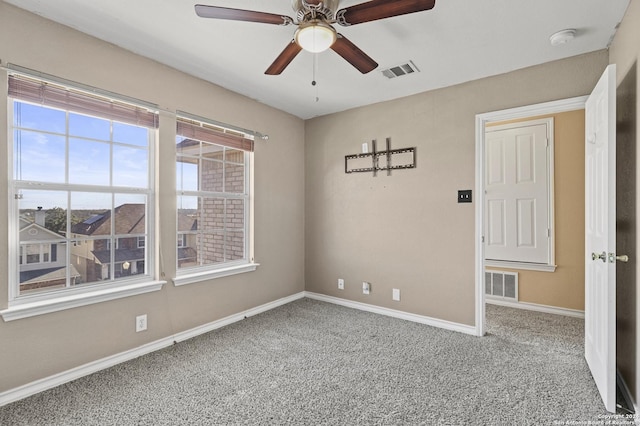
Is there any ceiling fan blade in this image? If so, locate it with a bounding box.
[331,34,378,74]
[195,5,293,26]
[337,0,435,26]
[265,40,303,75]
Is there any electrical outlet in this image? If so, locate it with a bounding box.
[136,314,147,332]
[338,278,345,290]
[392,288,401,301]
[362,281,370,295]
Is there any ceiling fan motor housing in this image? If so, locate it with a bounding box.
[292,0,340,21]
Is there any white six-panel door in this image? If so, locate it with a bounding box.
[585,64,616,413]
[485,120,551,264]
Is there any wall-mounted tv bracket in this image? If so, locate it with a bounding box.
[345,138,416,176]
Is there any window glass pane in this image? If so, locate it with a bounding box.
[177,196,198,232]
[13,101,65,133]
[200,197,225,231]
[70,192,112,238]
[18,190,69,296]
[176,136,199,156]
[201,159,223,193]
[202,141,224,160]
[112,145,148,188]
[14,130,66,183]
[74,237,111,284]
[198,232,224,266]
[69,112,110,140]
[69,138,110,185]
[225,158,244,193]
[19,190,68,235]
[176,157,198,192]
[114,194,146,236]
[113,122,148,147]
[178,235,197,269]
[227,199,245,229]
[226,230,245,261]
[226,148,244,164]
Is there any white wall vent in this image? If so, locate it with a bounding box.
[485,270,518,301]
[381,61,420,79]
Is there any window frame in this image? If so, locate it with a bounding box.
[2,72,165,320]
[173,114,257,286]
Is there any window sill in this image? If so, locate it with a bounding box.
[485,260,556,272]
[173,263,260,287]
[0,280,166,322]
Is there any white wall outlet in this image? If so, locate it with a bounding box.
[136,314,147,332]
[362,142,369,153]
[392,288,401,301]
[338,278,345,290]
[362,281,370,295]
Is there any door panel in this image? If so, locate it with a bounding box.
[584,64,616,413]
[516,198,536,247]
[485,121,550,263]
[488,199,506,246]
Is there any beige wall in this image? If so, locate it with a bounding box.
[0,0,632,402]
[305,51,608,326]
[609,0,640,408]
[0,3,305,393]
[486,110,586,311]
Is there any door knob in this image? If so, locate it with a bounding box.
[592,252,607,262]
[609,253,629,263]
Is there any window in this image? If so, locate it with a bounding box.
[20,244,56,265]
[8,74,158,300]
[175,114,255,280]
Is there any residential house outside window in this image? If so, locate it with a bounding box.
[175,114,254,279]
[8,73,158,299]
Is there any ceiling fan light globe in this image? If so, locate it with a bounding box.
[295,22,336,53]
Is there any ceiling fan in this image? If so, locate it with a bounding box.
[195,0,436,75]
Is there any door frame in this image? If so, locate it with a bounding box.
[474,96,588,336]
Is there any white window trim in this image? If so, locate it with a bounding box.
[7,76,159,310]
[173,262,259,287]
[175,118,255,278]
[0,279,166,321]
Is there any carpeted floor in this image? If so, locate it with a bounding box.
[0,299,626,425]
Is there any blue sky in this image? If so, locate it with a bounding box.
[14,101,149,211]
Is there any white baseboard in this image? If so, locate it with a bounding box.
[304,291,478,336]
[486,298,585,319]
[0,291,306,408]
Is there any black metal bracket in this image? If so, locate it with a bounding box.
[345,138,416,176]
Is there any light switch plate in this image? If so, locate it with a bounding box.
[458,190,472,203]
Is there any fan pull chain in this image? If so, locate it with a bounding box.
[312,53,319,102]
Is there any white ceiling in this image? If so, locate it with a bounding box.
[5,0,630,119]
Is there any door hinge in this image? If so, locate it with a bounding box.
[547,229,551,237]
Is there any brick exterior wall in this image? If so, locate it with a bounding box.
[197,149,245,265]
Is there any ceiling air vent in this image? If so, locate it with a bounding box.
[381,61,420,79]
